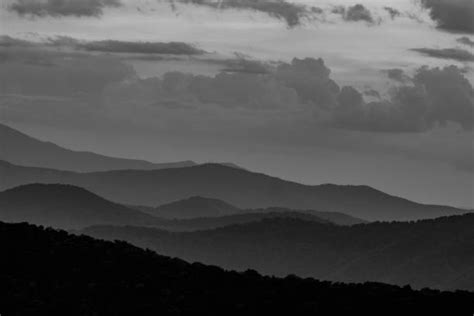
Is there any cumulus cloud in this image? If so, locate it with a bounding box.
[333,66,474,132]
[344,4,374,23]
[411,47,474,62]
[457,37,474,47]
[419,0,474,34]
[169,0,316,27]
[8,0,121,17]
[385,69,410,83]
[332,4,376,24]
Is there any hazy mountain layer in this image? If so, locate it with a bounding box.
[0,160,466,221]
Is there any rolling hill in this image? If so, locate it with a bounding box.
[0,122,196,172]
[0,160,466,221]
[82,213,474,291]
[0,183,163,229]
[2,221,473,315]
[151,196,242,219]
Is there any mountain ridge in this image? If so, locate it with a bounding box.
[0,160,466,221]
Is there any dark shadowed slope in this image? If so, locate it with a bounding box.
[0,123,196,172]
[152,196,242,218]
[83,213,474,291]
[2,221,473,315]
[0,160,465,221]
[0,184,163,229]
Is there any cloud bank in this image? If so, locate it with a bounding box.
[169,0,317,27]
[8,0,121,17]
[420,0,474,34]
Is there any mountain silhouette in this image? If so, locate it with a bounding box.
[83,213,474,291]
[0,160,466,221]
[151,196,242,219]
[2,221,473,315]
[0,184,343,231]
[142,211,332,231]
[0,123,196,172]
[0,184,163,229]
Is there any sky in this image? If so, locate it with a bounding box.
[0,0,473,208]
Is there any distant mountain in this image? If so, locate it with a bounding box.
[0,123,196,172]
[0,160,466,221]
[2,221,473,315]
[83,213,474,291]
[0,184,162,229]
[151,196,242,219]
[146,211,332,231]
[250,207,367,226]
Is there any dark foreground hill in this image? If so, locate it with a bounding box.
[1,221,473,315]
[0,160,466,221]
[0,184,163,229]
[83,213,474,291]
[0,123,195,172]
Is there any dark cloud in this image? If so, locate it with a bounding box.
[78,40,205,55]
[333,66,474,132]
[170,0,314,27]
[457,37,474,47]
[420,0,474,34]
[275,58,339,107]
[386,69,410,83]
[383,6,400,19]
[343,4,374,23]
[8,0,121,17]
[411,47,474,62]
[2,35,205,56]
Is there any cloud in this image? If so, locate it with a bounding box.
[78,40,205,55]
[219,56,270,74]
[457,37,474,47]
[383,6,400,19]
[411,47,474,62]
[419,0,474,34]
[169,0,315,27]
[0,35,35,47]
[342,4,374,24]
[8,0,121,17]
[3,35,205,56]
[333,66,474,132]
[385,69,410,83]
[275,58,339,107]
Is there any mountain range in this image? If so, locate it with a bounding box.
[0,159,466,221]
[2,220,473,315]
[0,123,196,172]
[0,184,352,230]
[82,213,474,291]
[134,197,366,225]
